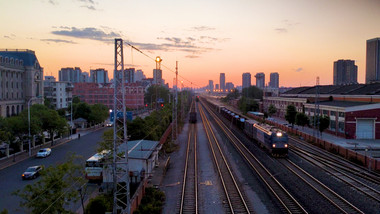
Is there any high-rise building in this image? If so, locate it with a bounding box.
[215,84,219,90]
[135,69,146,82]
[44,76,73,109]
[90,68,109,84]
[59,67,82,83]
[153,69,162,85]
[255,72,265,89]
[333,60,358,85]
[220,73,225,92]
[269,72,279,88]
[226,82,234,91]
[242,73,251,89]
[0,49,44,117]
[366,38,380,83]
[208,80,214,92]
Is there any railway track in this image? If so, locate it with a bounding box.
[289,138,380,204]
[290,136,380,185]
[201,100,306,214]
[199,104,251,214]
[179,102,198,214]
[278,158,365,213]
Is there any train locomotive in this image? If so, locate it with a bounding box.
[210,101,289,157]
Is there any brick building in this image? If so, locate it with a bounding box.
[263,83,380,139]
[73,82,144,109]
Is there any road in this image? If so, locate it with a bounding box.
[0,127,110,213]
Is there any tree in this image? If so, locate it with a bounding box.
[241,86,263,99]
[13,155,85,214]
[85,194,113,214]
[145,85,170,108]
[285,105,297,126]
[268,104,277,117]
[319,115,330,137]
[74,102,91,121]
[88,104,109,125]
[295,112,309,129]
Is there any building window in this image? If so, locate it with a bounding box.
[338,122,344,133]
[0,56,2,63]
[5,57,9,63]
[20,60,23,66]
[322,110,328,115]
[338,112,345,118]
[330,111,336,116]
[330,120,336,131]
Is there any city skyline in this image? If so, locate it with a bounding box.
[1,0,380,88]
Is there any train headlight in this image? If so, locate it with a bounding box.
[285,144,288,148]
[272,144,276,148]
[276,132,283,137]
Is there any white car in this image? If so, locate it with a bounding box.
[106,122,113,127]
[36,148,51,158]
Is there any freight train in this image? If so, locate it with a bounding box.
[207,100,288,157]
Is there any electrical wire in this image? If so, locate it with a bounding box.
[124,41,201,88]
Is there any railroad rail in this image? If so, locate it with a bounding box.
[289,139,380,204]
[201,100,307,214]
[199,104,251,214]
[179,103,198,214]
[278,158,364,213]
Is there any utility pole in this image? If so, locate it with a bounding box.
[113,38,130,214]
[313,76,320,139]
[175,62,178,139]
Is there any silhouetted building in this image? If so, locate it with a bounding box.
[242,73,251,89]
[333,60,357,85]
[366,38,380,83]
[255,72,265,89]
[215,84,219,90]
[90,68,109,84]
[135,69,146,82]
[59,67,82,83]
[0,49,44,117]
[208,80,214,92]
[269,72,279,88]
[220,73,225,92]
[226,82,234,91]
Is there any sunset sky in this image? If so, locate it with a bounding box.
[1,0,379,88]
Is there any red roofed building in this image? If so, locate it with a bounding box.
[73,82,144,109]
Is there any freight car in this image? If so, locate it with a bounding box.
[205,100,288,157]
[189,112,197,123]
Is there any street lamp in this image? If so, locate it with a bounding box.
[28,96,42,157]
[155,56,162,110]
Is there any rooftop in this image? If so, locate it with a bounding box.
[282,83,380,96]
[317,101,373,108]
[118,140,159,160]
[0,49,39,67]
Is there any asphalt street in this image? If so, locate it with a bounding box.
[0,127,110,213]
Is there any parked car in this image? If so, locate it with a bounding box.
[22,165,43,180]
[36,148,51,158]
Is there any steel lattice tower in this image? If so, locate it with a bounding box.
[113,38,130,214]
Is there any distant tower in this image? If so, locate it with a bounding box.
[59,67,82,83]
[255,72,265,89]
[269,72,279,88]
[242,73,251,89]
[366,38,380,83]
[220,73,225,92]
[153,69,162,85]
[333,60,357,85]
[208,80,214,92]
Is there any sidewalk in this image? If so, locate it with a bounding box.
[0,125,106,171]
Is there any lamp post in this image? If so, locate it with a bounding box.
[28,96,42,157]
[70,95,79,139]
[155,56,162,110]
